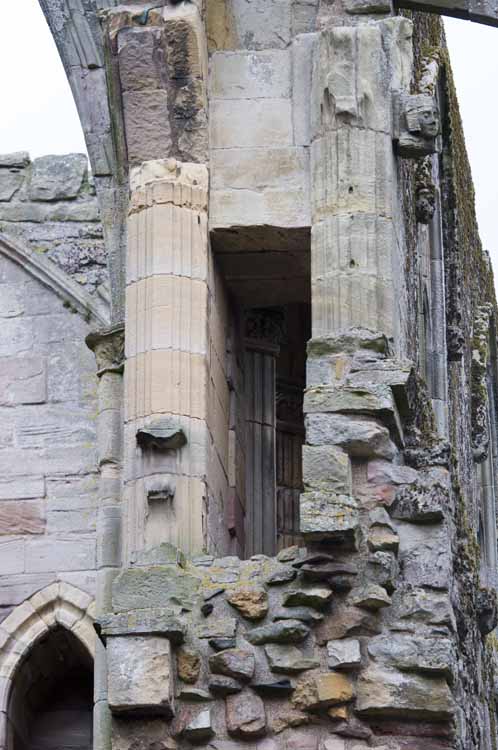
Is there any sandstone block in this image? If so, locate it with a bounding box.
[356,667,454,720]
[314,604,382,644]
[300,491,359,545]
[210,99,293,150]
[177,649,201,684]
[209,649,255,682]
[29,154,88,201]
[210,51,291,100]
[226,690,266,738]
[0,501,45,535]
[292,673,354,710]
[107,635,174,717]
[327,638,361,670]
[0,475,45,501]
[226,586,268,619]
[122,90,172,166]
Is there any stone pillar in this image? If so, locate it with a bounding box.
[86,325,125,750]
[243,309,285,557]
[124,161,210,560]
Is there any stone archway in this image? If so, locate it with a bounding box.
[0,582,95,750]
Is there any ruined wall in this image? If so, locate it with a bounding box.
[0,153,107,623]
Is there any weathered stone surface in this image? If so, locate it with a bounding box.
[387,587,456,631]
[177,687,211,702]
[390,479,448,523]
[302,445,352,493]
[277,545,300,562]
[265,644,320,674]
[209,649,255,682]
[397,523,452,590]
[271,710,310,733]
[327,639,362,670]
[344,0,392,12]
[476,588,498,635]
[107,635,174,717]
[246,619,309,645]
[292,673,354,710]
[349,584,391,610]
[29,154,88,201]
[226,690,266,738]
[365,551,398,592]
[227,586,269,619]
[368,635,455,680]
[208,636,237,651]
[356,667,454,719]
[0,152,30,168]
[177,649,201,684]
[265,566,297,585]
[209,675,242,696]
[112,566,200,613]
[315,605,382,644]
[0,170,24,201]
[368,525,399,552]
[304,384,396,418]
[300,491,359,545]
[273,607,324,623]
[183,709,214,742]
[306,414,396,459]
[99,609,186,645]
[283,587,333,610]
[0,500,45,535]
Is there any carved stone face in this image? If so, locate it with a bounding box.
[418,104,439,138]
[405,95,440,139]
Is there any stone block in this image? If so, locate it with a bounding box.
[348,584,391,610]
[210,185,310,230]
[183,709,214,742]
[197,617,237,639]
[368,635,455,681]
[226,690,266,738]
[305,414,396,459]
[300,491,359,545]
[118,28,165,92]
[0,152,30,168]
[25,538,95,573]
[29,154,88,201]
[230,0,291,49]
[390,477,447,523]
[107,635,174,717]
[356,667,454,720]
[0,318,33,357]
[0,355,47,406]
[302,445,352,493]
[397,522,452,590]
[0,476,45,501]
[226,586,268,619]
[0,501,45,535]
[265,644,319,674]
[98,609,186,645]
[209,649,255,681]
[210,51,291,99]
[0,538,25,575]
[0,169,24,201]
[177,649,201,683]
[327,638,361,670]
[246,619,309,645]
[292,34,315,145]
[122,90,172,166]
[211,146,307,191]
[112,565,200,613]
[210,99,293,149]
[292,673,354,710]
[283,587,333,610]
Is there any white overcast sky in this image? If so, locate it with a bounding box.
[0,2,497,287]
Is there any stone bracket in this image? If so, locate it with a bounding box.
[393,91,441,158]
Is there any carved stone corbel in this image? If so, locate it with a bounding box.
[415,157,436,224]
[86,324,125,377]
[244,308,287,352]
[393,92,440,158]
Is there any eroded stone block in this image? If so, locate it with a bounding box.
[107,635,175,717]
[29,154,88,201]
[356,667,454,719]
[300,491,359,545]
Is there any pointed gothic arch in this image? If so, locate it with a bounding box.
[0,583,95,750]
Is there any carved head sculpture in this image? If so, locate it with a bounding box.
[395,93,440,159]
[405,95,440,139]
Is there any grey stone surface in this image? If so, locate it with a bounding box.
[327,639,362,670]
[0,170,25,202]
[246,619,310,645]
[28,154,88,201]
[300,491,359,544]
[107,635,174,717]
[209,649,255,682]
[305,414,396,459]
[265,644,320,674]
[225,690,266,739]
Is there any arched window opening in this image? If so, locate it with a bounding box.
[8,627,93,750]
